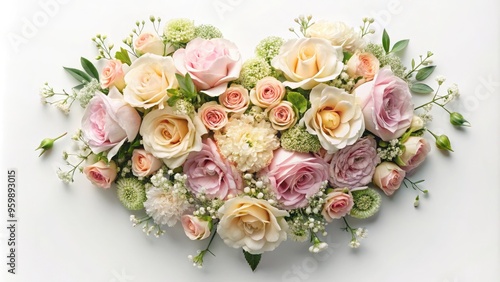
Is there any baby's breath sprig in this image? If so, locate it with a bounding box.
[289,15,314,37]
[149,15,163,36]
[39,83,77,114]
[56,130,93,183]
[342,217,367,249]
[360,17,375,37]
[405,51,434,80]
[130,215,165,237]
[92,34,113,60]
[188,228,218,269]
[308,231,328,253]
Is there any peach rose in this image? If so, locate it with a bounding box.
[218,84,249,114]
[181,215,211,240]
[134,32,172,56]
[346,51,380,82]
[322,188,354,221]
[267,101,297,131]
[217,196,289,254]
[83,160,117,189]
[197,101,228,130]
[271,38,344,90]
[131,149,163,177]
[399,137,431,172]
[100,59,125,90]
[123,53,178,109]
[250,77,285,108]
[139,106,207,168]
[373,162,406,196]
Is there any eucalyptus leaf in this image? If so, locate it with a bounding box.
[80,57,99,80]
[63,67,91,83]
[382,29,390,53]
[115,48,132,65]
[286,92,308,114]
[410,83,434,94]
[391,39,409,53]
[415,66,436,81]
[243,250,261,271]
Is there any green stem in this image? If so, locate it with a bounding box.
[53,132,67,142]
[405,54,432,79]
[342,217,356,241]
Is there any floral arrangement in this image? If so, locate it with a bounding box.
[38,15,468,271]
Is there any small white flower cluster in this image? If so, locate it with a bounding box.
[173,99,195,116]
[444,83,460,104]
[241,174,278,206]
[309,241,328,253]
[330,67,356,92]
[56,169,73,184]
[39,82,55,103]
[129,215,165,238]
[377,138,403,161]
[77,78,100,107]
[349,227,368,249]
[191,195,223,221]
[119,160,133,178]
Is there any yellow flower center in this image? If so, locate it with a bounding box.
[318,108,341,131]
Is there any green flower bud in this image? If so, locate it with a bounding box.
[449,112,470,127]
[435,134,453,152]
[35,132,67,157]
[349,188,381,219]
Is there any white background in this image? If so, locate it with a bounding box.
[1,0,499,281]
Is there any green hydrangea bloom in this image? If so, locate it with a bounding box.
[365,43,406,79]
[116,178,146,211]
[194,24,223,39]
[255,36,285,63]
[349,188,381,219]
[164,18,196,44]
[280,125,322,153]
[236,57,271,89]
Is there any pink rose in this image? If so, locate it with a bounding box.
[262,148,329,209]
[322,188,354,221]
[373,162,406,196]
[399,136,431,172]
[267,101,297,131]
[83,160,117,189]
[346,51,380,83]
[131,149,163,177]
[218,84,249,114]
[100,60,125,91]
[197,101,228,131]
[81,88,141,159]
[354,67,414,141]
[329,136,380,188]
[134,32,171,56]
[181,215,211,240]
[250,77,285,108]
[183,138,243,200]
[173,38,242,97]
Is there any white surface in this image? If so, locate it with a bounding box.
[1,0,499,281]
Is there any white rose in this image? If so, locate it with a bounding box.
[139,107,207,168]
[306,20,365,52]
[217,196,289,254]
[134,32,173,56]
[300,84,365,153]
[271,38,344,90]
[123,53,178,109]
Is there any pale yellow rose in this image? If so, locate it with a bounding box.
[139,106,207,168]
[249,77,285,108]
[306,20,365,52]
[271,38,344,90]
[300,84,364,153]
[217,196,289,254]
[123,53,178,109]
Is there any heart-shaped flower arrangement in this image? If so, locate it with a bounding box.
[38,15,468,271]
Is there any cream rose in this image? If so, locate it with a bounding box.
[346,51,380,83]
[100,59,125,90]
[267,101,297,131]
[217,196,289,254]
[181,215,211,240]
[218,84,249,114]
[123,53,178,109]
[249,77,285,108]
[134,32,172,56]
[300,84,365,153]
[139,106,207,168]
[399,137,431,172]
[83,160,117,189]
[271,38,344,90]
[197,101,228,131]
[306,20,365,52]
[131,149,163,177]
[373,162,406,196]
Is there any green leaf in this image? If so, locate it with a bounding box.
[175,73,188,92]
[63,67,92,83]
[391,39,409,53]
[415,66,436,81]
[286,92,308,114]
[115,48,132,65]
[343,51,353,63]
[167,95,181,107]
[243,250,261,271]
[411,58,415,69]
[382,29,390,53]
[72,83,86,90]
[410,83,434,94]
[80,57,99,80]
[184,73,196,95]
